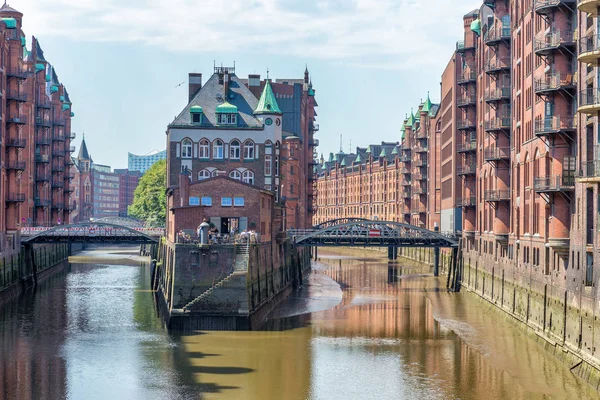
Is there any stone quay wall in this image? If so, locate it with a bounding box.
[156,238,311,331]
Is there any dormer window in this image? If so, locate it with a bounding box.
[190,105,203,124]
[215,101,238,126]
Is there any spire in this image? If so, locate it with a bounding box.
[355,153,363,163]
[254,78,282,115]
[78,136,91,160]
[304,65,309,84]
[379,147,387,158]
[422,91,432,113]
[406,109,415,127]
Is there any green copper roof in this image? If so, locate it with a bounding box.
[366,145,372,154]
[328,152,334,162]
[62,104,70,111]
[35,63,45,72]
[190,105,203,113]
[422,92,432,113]
[254,79,282,115]
[406,110,415,127]
[2,18,16,29]
[59,95,65,102]
[71,112,75,117]
[308,87,315,96]
[391,147,398,155]
[355,153,363,163]
[45,74,51,82]
[50,85,58,93]
[470,19,481,36]
[379,148,387,158]
[20,36,25,47]
[321,162,327,171]
[340,157,347,167]
[215,101,238,114]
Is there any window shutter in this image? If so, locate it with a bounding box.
[176,143,180,157]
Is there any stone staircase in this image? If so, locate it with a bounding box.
[234,243,250,271]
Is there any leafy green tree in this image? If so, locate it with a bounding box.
[128,159,166,227]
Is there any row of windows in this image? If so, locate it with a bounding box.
[189,196,245,207]
[196,169,255,185]
[181,138,259,160]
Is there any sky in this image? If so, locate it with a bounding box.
[15,0,481,169]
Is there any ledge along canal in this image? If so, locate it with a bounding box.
[0,245,597,399]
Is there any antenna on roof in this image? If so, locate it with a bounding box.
[266,68,269,80]
[339,134,343,153]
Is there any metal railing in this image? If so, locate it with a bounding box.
[484,87,511,101]
[53,118,66,126]
[534,116,576,135]
[580,34,600,56]
[457,94,477,106]
[484,57,511,73]
[5,138,26,148]
[415,160,428,167]
[484,117,511,131]
[6,90,28,102]
[36,136,51,145]
[35,117,51,127]
[457,71,477,84]
[34,198,52,207]
[6,193,25,202]
[7,115,27,124]
[580,88,600,108]
[583,160,600,178]
[35,154,50,163]
[457,119,476,130]
[484,190,511,201]
[534,29,575,52]
[6,67,28,79]
[484,26,511,44]
[53,133,66,141]
[535,0,575,12]
[457,196,477,207]
[36,173,51,182]
[534,73,574,93]
[6,161,26,170]
[484,147,510,161]
[533,175,575,191]
[457,141,477,152]
[457,165,477,175]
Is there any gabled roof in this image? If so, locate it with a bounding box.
[254,79,282,115]
[0,3,22,15]
[78,137,91,161]
[170,73,262,129]
[34,37,46,62]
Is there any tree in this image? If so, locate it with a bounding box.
[128,159,166,227]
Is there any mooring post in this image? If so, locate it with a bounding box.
[314,246,318,260]
[451,247,459,291]
[433,223,440,277]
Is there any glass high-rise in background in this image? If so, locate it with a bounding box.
[128,150,166,174]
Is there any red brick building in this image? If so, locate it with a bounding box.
[0,3,75,239]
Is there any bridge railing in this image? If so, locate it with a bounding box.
[21,226,165,237]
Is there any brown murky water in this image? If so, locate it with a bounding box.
[0,246,597,400]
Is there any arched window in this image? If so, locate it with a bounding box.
[182,138,193,158]
[211,170,220,177]
[230,140,241,159]
[242,170,254,185]
[213,139,223,159]
[244,140,255,159]
[199,139,209,159]
[198,169,211,180]
[229,170,242,180]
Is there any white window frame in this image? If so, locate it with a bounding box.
[182,139,193,158]
[229,170,242,180]
[265,155,272,176]
[213,139,224,159]
[198,169,211,180]
[243,170,255,185]
[199,139,210,158]
[230,140,241,159]
[244,140,255,159]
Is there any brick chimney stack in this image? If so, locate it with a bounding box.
[189,73,202,103]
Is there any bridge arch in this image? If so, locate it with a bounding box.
[22,222,160,244]
[292,220,458,248]
[313,218,372,229]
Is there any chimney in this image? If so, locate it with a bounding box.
[223,72,229,99]
[189,73,202,103]
[179,168,190,207]
[248,74,261,98]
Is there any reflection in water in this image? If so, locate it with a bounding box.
[0,246,598,400]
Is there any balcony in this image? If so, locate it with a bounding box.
[484,117,511,133]
[402,190,412,198]
[35,173,50,182]
[580,160,600,182]
[413,187,427,195]
[415,160,428,167]
[484,190,511,202]
[484,57,510,75]
[37,136,51,146]
[6,115,27,125]
[309,138,320,147]
[400,167,410,174]
[578,88,600,114]
[6,67,28,80]
[414,146,428,153]
[64,186,74,194]
[35,154,50,163]
[401,180,411,187]
[6,161,26,171]
[457,94,476,108]
[399,156,410,163]
[579,0,600,16]
[6,90,28,103]
[69,132,76,140]
[484,26,511,46]
[456,40,475,53]
[34,198,52,207]
[413,173,426,181]
[484,147,510,162]
[52,179,64,188]
[411,206,426,214]
[457,165,477,176]
[54,149,66,157]
[457,71,477,85]
[534,73,575,95]
[53,133,66,142]
[416,130,428,139]
[536,0,576,14]
[484,87,511,103]
[533,175,575,192]
[534,116,576,138]
[533,30,575,56]
[5,138,26,148]
[310,123,319,132]
[457,196,476,207]
[579,34,600,64]
[37,100,52,109]
[456,119,476,130]
[35,117,51,128]
[6,193,25,203]
[53,118,66,126]
[457,141,477,153]
[52,164,65,172]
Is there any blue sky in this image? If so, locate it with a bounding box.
[17,0,480,169]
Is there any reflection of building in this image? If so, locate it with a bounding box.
[128,150,166,174]
[0,3,75,235]
[69,137,140,222]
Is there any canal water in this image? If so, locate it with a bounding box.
[0,246,598,400]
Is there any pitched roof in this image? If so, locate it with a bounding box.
[422,92,432,113]
[169,73,262,129]
[78,137,91,160]
[254,79,282,115]
[0,3,22,15]
[34,37,46,62]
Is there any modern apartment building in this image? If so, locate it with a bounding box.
[0,3,75,236]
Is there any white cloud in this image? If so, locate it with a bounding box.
[17,0,480,69]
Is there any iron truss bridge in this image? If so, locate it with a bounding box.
[288,220,458,248]
[21,223,164,244]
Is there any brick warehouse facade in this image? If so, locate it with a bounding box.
[314,0,600,380]
[0,3,75,239]
[166,65,317,237]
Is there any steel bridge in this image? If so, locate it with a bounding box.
[288,220,458,248]
[21,223,163,244]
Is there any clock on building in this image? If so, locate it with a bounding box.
[265,118,273,126]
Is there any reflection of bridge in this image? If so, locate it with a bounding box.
[22,223,164,244]
[288,220,458,248]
